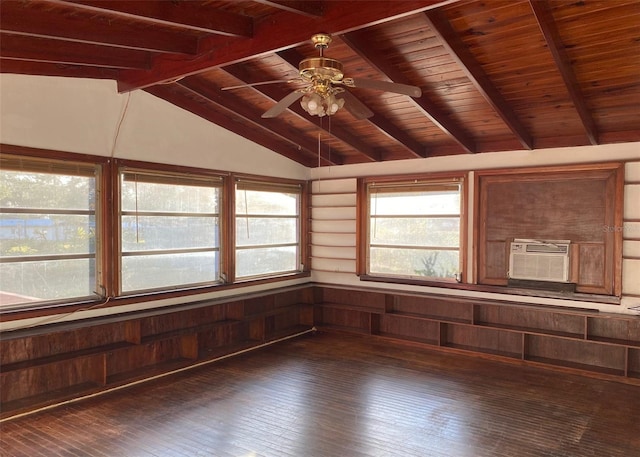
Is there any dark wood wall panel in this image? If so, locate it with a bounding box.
[477,164,623,295]
[140,306,227,338]
[483,178,607,242]
[473,304,585,338]
[578,243,606,288]
[322,287,386,311]
[379,314,439,345]
[245,295,276,316]
[392,295,472,323]
[587,316,640,345]
[106,338,192,379]
[198,322,247,354]
[314,286,640,386]
[0,286,314,419]
[629,349,640,379]
[442,324,523,359]
[0,321,139,365]
[483,241,508,283]
[3,285,640,421]
[1,357,104,404]
[321,307,371,333]
[525,334,626,375]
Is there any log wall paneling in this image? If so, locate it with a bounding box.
[622,162,640,297]
[310,179,357,281]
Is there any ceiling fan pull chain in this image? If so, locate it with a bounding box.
[318,130,321,168]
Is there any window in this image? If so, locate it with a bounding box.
[119,169,223,293]
[0,155,101,306]
[235,179,302,279]
[361,177,464,281]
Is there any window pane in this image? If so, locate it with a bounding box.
[121,180,219,213]
[370,248,459,279]
[2,170,95,210]
[122,252,219,291]
[0,259,95,305]
[122,216,219,251]
[235,183,302,279]
[366,180,462,281]
[120,171,222,293]
[236,218,297,246]
[1,214,95,256]
[236,189,298,215]
[371,190,460,216]
[370,217,460,247]
[236,247,297,278]
[1,167,98,306]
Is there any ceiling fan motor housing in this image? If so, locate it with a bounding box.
[299,57,344,97]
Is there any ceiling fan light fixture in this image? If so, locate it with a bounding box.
[301,92,344,117]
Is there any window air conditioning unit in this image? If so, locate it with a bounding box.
[508,239,570,283]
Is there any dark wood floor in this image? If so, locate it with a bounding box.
[1,330,639,457]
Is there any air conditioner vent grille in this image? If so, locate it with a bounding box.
[525,244,568,254]
[509,240,570,283]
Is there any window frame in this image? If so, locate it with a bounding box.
[0,147,310,320]
[357,172,467,285]
[231,175,308,282]
[115,163,227,295]
[0,150,108,310]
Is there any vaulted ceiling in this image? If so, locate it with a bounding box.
[1,0,639,167]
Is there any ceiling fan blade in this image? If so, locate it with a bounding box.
[338,91,374,120]
[348,78,422,98]
[221,79,297,91]
[261,91,304,118]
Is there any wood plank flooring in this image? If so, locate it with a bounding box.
[1,330,639,457]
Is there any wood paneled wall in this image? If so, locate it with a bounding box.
[2,284,640,421]
[476,163,624,295]
[313,286,640,385]
[0,286,315,419]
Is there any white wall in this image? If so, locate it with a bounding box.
[310,143,640,314]
[0,74,308,180]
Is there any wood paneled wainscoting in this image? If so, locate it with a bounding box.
[2,284,640,420]
[0,286,315,420]
[315,286,640,385]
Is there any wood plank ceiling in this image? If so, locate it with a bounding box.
[1,0,639,167]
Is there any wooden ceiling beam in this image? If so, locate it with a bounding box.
[176,77,342,166]
[0,1,198,55]
[0,59,119,79]
[529,0,598,145]
[363,112,428,159]
[144,85,322,168]
[253,1,324,17]
[52,0,253,37]
[0,33,151,70]
[116,0,458,92]
[341,30,476,154]
[423,10,534,150]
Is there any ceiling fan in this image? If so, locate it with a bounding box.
[222,33,422,120]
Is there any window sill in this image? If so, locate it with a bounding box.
[359,275,621,305]
[0,271,311,323]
